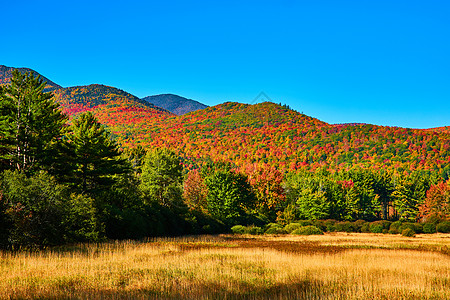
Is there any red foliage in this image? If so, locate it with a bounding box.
[418,180,450,222]
[243,163,286,212]
[183,169,208,211]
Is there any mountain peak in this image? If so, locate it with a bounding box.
[0,65,61,91]
[142,93,208,115]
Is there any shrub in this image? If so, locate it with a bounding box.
[423,223,437,234]
[361,223,371,233]
[245,226,263,235]
[284,223,303,233]
[388,228,399,234]
[264,223,282,231]
[390,221,402,231]
[402,228,416,237]
[291,225,324,235]
[297,220,313,226]
[264,227,287,234]
[324,219,337,232]
[436,221,450,233]
[353,220,367,232]
[399,222,423,234]
[369,222,383,233]
[334,221,356,233]
[231,225,246,234]
[1,171,69,247]
[312,220,327,232]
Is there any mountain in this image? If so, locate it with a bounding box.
[0,65,61,92]
[51,84,173,139]
[142,94,208,115]
[0,66,173,138]
[53,84,170,115]
[1,65,450,174]
[112,101,450,173]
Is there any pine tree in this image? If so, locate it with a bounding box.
[0,70,67,173]
[68,112,127,194]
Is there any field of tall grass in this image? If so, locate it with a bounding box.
[2,233,449,299]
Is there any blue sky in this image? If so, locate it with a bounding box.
[2,0,449,128]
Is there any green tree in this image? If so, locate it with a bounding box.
[296,186,330,220]
[0,70,67,173]
[0,170,103,247]
[346,168,379,220]
[123,145,147,175]
[372,169,394,219]
[64,193,104,242]
[68,112,127,194]
[204,168,256,223]
[139,148,184,207]
[1,170,67,247]
[392,171,430,221]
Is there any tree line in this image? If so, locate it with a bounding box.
[0,71,449,248]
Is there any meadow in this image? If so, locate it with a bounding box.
[2,233,450,299]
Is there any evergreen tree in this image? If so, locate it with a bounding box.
[68,112,127,194]
[0,70,67,173]
[392,171,430,221]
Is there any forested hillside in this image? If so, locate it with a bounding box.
[103,101,450,175]
[0,65,61,91]
[1,66,450,174]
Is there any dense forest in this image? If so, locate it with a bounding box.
[0,70,449,248]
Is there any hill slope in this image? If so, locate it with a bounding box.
[142,94,208,115]
[115,101,450,173]
[52,84,173,138]
[1,65,449,173]
[53,84,169,115]
[0,65,61,91]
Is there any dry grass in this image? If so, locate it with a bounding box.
[1,233,449,299]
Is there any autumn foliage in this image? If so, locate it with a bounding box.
[419,180,450,222]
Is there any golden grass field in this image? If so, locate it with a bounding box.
[1,233,450,299]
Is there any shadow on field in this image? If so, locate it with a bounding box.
[178,237,346,255]
[9,278,331,300]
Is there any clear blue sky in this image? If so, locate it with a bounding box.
[2,0,449,128]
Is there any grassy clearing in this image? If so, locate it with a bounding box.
[1,233,449,299]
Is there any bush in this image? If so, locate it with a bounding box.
[1,171,69,247]
[369,223,383,233]
[324,219,337,232]
[334,221,356,233]
[297,220,313,226]
[265,227,287,234]
[370,220,391,233]
[291,225,324,235]
[264,223,282,231]
[353,220,367,232]
[245,226,263,235]
[399,222,423,234]
[284,223,303,233]
[390,221,402,231]
[231,225,246,234]
[312,220,327,232]
[388,228,399,234]
[402,228,416,237]
[361,223,371,233]
[436,221,450,233]
[423,223,437,234]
